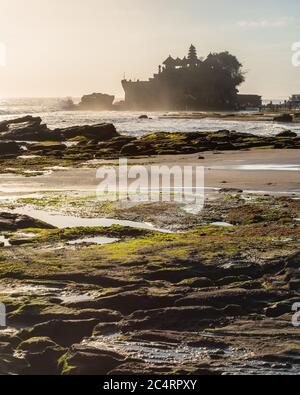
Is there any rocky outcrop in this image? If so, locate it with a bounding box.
[277,130,298,138]
[57,123,119,142]
[0,116,55,141]
[77,93,115,110]
[0,141,22,156]
[59,345,129,375]
[0,116,299,158]
[0,212,55,231]
[274,114,293,123]
[0,191,299,376]
[17,337,65,375]
[0,116,119,143]
[20,319,100,347]
[29,142,66,152]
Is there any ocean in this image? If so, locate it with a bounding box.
[0,97,299,137]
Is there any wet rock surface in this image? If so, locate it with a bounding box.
[0,116,299,375]
[0,116,119,145]
[0,192,299,375]
[20,127,300,164]
[0,141,22,157]
[0,212,55,231]
[0,116,54,142]
[0,116,299,165]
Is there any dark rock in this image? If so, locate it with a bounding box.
[18,337,60,353]
[99,136,136,150]
[0,141,22,156]
[179,277,213,288]
[0,212,55,231]
[259,348,300,364]
[29,142,66,152]
[0,352,29,375]
[9,238,34,246]
[90,292,177,315]
[216,275,252,286]
[274,114,293,123]
[219,188,243,194]
[0,342,13,353]
[78,93,115,110]
[175,289,289,310]
[277,130,297,138]
[20,319,99,347]
[127,330,227,348]
[285,251,300,268]
[122,305,243,331]
[58,123,119,142]
[0,116,56,141]
[59,345,128,375]
[289,279,300,291]
[265,299,300,318]
[138,115,149,119]
[120,143,141,156]
[18,337,65,375]
[0,116,119,143]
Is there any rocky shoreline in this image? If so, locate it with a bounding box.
[0,115,299,375]
[0,191,299,375]
[0,116,299,153]
[0,116,299,177]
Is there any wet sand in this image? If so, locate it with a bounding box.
[0,149,299,196]
[162,112,300,124]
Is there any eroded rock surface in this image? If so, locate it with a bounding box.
[0,196,299,375]
[0,212,55,231]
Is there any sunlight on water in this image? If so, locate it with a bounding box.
[0,98,299,136]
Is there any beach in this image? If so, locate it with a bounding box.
[0,149,299,197]
[0,112,299,375]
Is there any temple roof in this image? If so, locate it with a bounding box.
[162,47,202,68]
[182,56,189,66]
[163,55,176,66]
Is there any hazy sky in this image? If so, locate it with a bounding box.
[0,0,299,99]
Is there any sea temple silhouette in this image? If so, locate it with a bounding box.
[122,45,261,111]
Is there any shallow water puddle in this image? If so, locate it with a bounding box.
[210,222,234,227]
[0,232,36,248]
[13,232,36,239]
[0,327,19,336]
[82,334,228,366]
[44,166,71,171]
[0,281,98,305]
[67,237,119,246]
[217,360,300,376]
[0,235,11,247]
[17,155,41,160]
[209,164,300,172]
[65,141,79,148]
[59,293,96,304]
[0,282,62,297]
[22,170,52,176]
[11,207,168,232]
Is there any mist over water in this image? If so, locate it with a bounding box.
[0,97,299,137]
